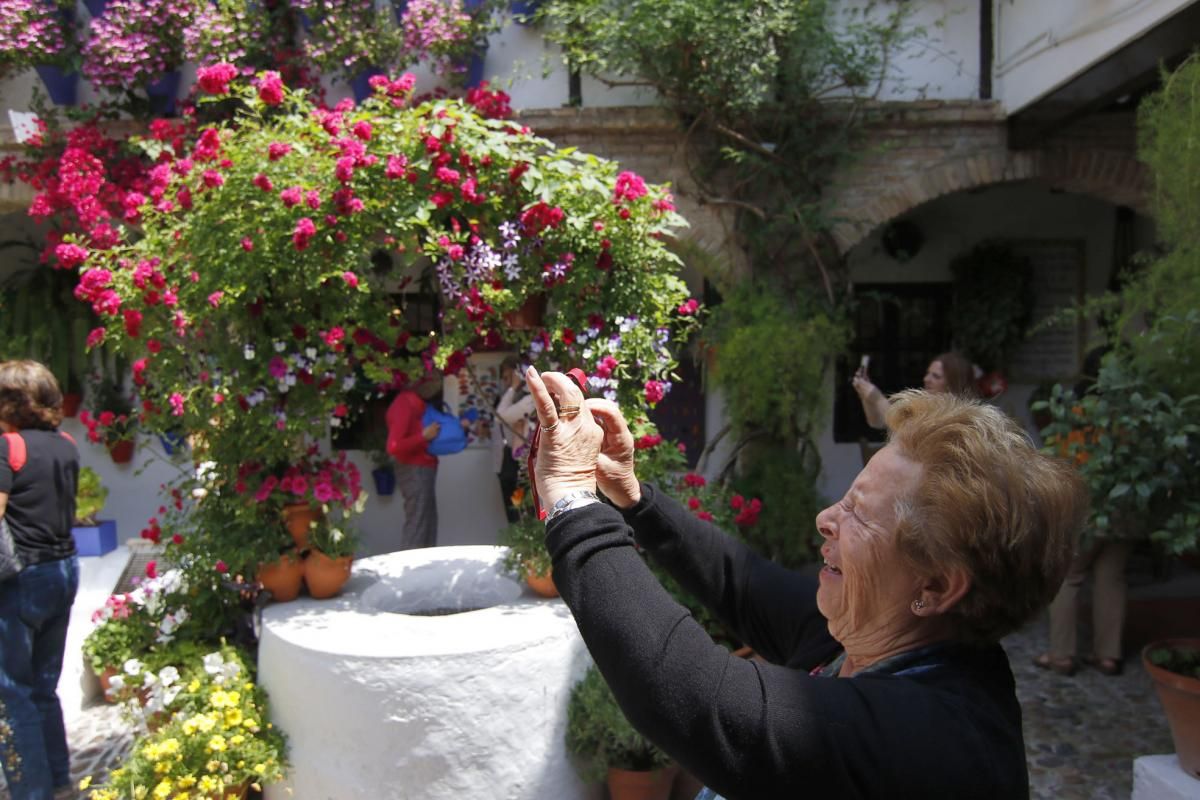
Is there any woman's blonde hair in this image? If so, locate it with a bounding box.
[0,360,64,430]
[886,390,1087,641]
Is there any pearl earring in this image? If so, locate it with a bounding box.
[911,599,926,613]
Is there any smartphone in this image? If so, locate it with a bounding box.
[858,355,870,373]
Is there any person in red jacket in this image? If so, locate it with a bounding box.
[385,374,444,550]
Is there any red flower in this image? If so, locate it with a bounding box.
[215,560,228,573]
[197,63,238,95]
[352,121,373,141]
[257,71,285,105]
[687,496,701,510]
[697,511,714,522]
[253,173,274,192]
[730,494,745,510]
[612,171,648,204]
[268,141,292,161]
[561,328,575,346]
[280,186,302,207]
[55,243,89,269]
[684,473,706,488]
[293,217,316,251]
[144,560,158,579]
[644,380,665,405]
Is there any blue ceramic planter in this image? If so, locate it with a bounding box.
[147,70,182,115]
[72,520,117,557]
[83,0,107,17]
[34,65,78,106]
[372,466,396,496]
[511,0,541,23]
[351,66,385,102]
[158,431,187,455]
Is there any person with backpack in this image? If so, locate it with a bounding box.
[0,360,80,800]
[385,371,468,550]
[492,356,535,524]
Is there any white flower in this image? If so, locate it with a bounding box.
[158,666,180,686]
[305,347,318,359]
[123,658,143,675]
[203,652,225,675]
[243,344,255,360]
[273,340,286,352]
[107,674,125,695]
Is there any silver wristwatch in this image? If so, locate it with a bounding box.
[544,490,600,524]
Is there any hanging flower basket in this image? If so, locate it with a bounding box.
[372,465,397,496]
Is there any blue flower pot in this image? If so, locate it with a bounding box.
[83,0,107,17]
[157,431,187,455]
[511,0,541,23]
[372,466,396,496]
[455,45,488,89]
[351,66,385,102]
[34,65,78,106]
[297,9,313,31]
[72,520,117,557]
[147,70,182,115]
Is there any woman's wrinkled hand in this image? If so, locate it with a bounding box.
[525,367,603,508]
[586,399,641,510]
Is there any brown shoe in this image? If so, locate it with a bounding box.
[1032,653,1077,676]
[1083,654,1123,676]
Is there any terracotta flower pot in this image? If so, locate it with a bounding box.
[98,666,119,703]
[1143,638,1200,779]
[282,502,320,551]
[306,551,353,599]
[503,293,547,331]
[257,553,305,602]
[107,439,135,464]
[607,765,677,800]
[524,563,558,597]
[62,392,82,418]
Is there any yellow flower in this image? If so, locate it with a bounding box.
[178,776,197,788]
[242,718,259,729]
[160,738,180,756]
[154,761,170,774]
[224,708,243,727]
[208,735,227,753]
[187,679,201,693]
[206,760,221,773]
[133,786,148,800]
[79,777,93,790]
[152,779,172,799]
[209,690,232,708]
[229,734,245,746]
[254,763,266,775]
[199,776,218,793]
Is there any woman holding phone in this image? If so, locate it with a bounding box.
[852,351,975,429]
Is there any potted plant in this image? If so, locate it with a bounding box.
[82,597,157,700]
[306,512,359,598]
[369,447,397,496]
[81,0,196,110]
[72,466,118,556]
[499,486,556,596]
[948,241,1035,383]
[295,0,405,84]
[81,373,138,464]
[566,664,675,799]
[399,0,495,84]
[1142,639,1200,778]
[242,448,364,551]
[0,0,80,104]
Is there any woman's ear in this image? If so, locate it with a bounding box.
[918,567,971,616]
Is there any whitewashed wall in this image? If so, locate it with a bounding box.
[995,0,1198,113]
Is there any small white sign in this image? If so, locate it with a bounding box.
[7,110,40,144]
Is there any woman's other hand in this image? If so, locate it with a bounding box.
[525,367,603,508]
[586,399,641,510]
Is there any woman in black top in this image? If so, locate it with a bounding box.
[524,368,1087,799]
[0,360,80,800]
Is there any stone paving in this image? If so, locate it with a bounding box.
[0,614,1177,800]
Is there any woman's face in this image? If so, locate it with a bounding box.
[815,446,925,644]
[923,360,947,393]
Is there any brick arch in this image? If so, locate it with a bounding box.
[829,146,1149,254]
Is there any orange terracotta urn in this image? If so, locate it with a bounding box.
[305,551,353,599]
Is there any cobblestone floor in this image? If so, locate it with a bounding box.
[0,615,1175,800]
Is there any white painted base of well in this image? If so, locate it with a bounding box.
[1132,754,1199,800]
[259,546,594,800]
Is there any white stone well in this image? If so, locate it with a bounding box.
[258,545,594,799]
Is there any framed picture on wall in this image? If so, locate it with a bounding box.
[443,352,510,449]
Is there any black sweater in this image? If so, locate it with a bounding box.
[0,429,79,565]
[544,483,1029,799]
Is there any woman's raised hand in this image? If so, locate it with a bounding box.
[525,367,603,508]
[586,399,641,510]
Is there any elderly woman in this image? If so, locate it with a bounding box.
[525,368,1086,799]
[853,351,975,429]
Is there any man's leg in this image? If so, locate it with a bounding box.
[395,463,439,550]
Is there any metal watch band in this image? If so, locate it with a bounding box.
[543,490,600,524]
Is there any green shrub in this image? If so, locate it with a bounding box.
[566,664,672,783]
